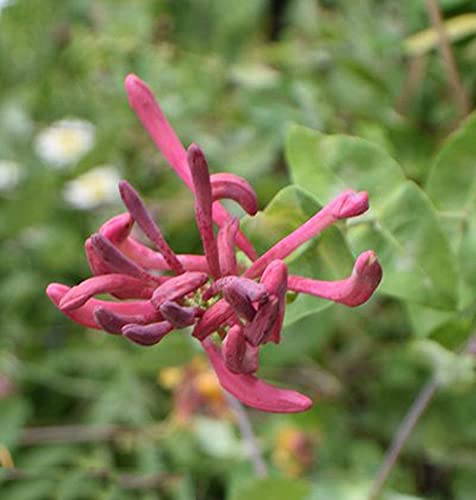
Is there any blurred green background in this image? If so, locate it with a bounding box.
[2,0,476,498]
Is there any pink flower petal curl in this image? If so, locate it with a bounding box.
[59,274,156,311]
[98,213,134,244]
[46,284,158,330]
[288,250,382,307]
[210,173,258,215]
[202,338,312,413]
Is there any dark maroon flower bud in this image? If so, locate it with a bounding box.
[223,325,259,374]
[119,180,185,275]
[122,321,174,346]
[243,296,279,346]
[159,300,202,328]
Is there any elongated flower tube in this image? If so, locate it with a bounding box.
[124,73,258,260]
[118,180,185,275]
[59,274,156,311]
[47,284,159,330]
[187,144,221,279]
[47,73,383,414]
[245,190,369,279]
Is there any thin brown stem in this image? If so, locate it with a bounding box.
[425,0,471,118]
[368,376,439,500]
[20,424,122,445]
[0,467,180,490]
[395,56,427,115]
[369,336,476,499]
[224,393,268,477]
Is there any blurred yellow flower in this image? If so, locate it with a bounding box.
[273,426,316,477]
[158,356,231,423]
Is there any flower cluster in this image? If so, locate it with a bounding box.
[47,74,382,413]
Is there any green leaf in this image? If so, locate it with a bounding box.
[406,302,476,348]
[406,303,456,338]
[242,185,354,326]
[194,417,242,459]
[0,398,30,449]
[287,125,458,310]
[307,476,372,500]
[229,476,311,500]
[426,113,476,298]
[411,339,475,388]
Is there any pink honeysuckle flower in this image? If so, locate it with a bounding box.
[46,74,383,414]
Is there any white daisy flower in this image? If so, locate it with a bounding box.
[0,0,13,14]
[34,118,95,168]
[63,165,121,210]
[0,160,23,191]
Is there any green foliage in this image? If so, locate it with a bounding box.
[229,476,311,500]
[1,0,476,499]
[287,125,458,310]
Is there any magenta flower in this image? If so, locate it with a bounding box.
[46,74,382,414]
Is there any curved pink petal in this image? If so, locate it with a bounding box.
[46,283,158,330]
[288,250,382,307]
[99,213,134,244]
[210,173,258,215]
[202,338,312,413]
[245,190,369,279]
[124,73,258,261]
[59,274,155,311]
[119,180,185,274]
